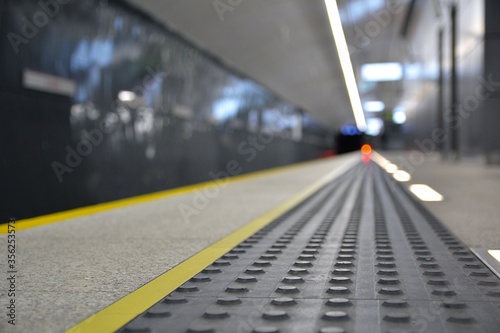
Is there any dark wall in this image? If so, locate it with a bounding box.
[0,0,331,222]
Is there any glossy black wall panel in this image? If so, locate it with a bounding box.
[1,0,330,221]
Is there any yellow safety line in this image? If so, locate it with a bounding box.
[66,156,357,333]
[0,156,340,234]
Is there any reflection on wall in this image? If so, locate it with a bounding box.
[0,0,331,221]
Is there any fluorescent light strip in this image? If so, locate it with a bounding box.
[410,184,444,202]
[324,0,367,132]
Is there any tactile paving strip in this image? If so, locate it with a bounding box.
[118,162,500,333]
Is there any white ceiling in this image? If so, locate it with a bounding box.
[126,0,412,130]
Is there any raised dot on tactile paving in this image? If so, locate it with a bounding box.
[327,287,351,294]
[447,315,475,324]
[486,290,500,297]
[260,255,277,260]
[337,255,355,261]
[144,308,172,318]
[332,269,353,275]
[225,286,248,293]
[319,328,345,333]
[417,256,435,262]
[272,297,297,306]
[262,310,289,321]
[231,249,246,254]
[427,279,449,286]
[441,301,467,309]
[294,261,313,267]
[378,278,400,285]
[458,257,475,262]
[431,289,456,297]
[420,263,439,269]
[122,323,151,333]
[377,269,398,276]
[253,261,272,267]
[377,262,396,268]
[163,296,187,304]
[378,287,403,295]
[187,325,215,333]
[470,271,491,277]
[266,249,282,254]
[298,255,316,261]
[203,309,230,319]
[382,300,408,308]
[190,276,211,283]
[212,260,231,266]
[302,249,318,254]
[335,261,353,267]
[377,256,395,261]
[202,267,222,274]
[478,280,499,286]
[289,268,309,275]
[253,327,280,333]
[276,286,300,294]
[282,276,305,284]
[383,313,411,323]
[246,267,265,274]
[376,250,393,255]
[322,311,349,321]
[330,277,352,284]
[221,254,239,260]
[217,297,242,305]
[236,276,258,283]
[423,270,445,277]
[176,284,199,292]
[326,298,352,307]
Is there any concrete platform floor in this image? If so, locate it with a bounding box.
[0,154,358,333]
[383,151,500,249]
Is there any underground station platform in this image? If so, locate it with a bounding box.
[2,152,500,333]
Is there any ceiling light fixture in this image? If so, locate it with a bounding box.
[324,0,366,132]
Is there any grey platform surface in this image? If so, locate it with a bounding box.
[383,152,500,249]
[0,154,358,333]
[1,151,499,333]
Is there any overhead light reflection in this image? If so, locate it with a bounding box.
[393,170,411,182]
[488,250,500,263]
[118,90,136,102]
[324,0,366,132]
[409,184,444,202]
[385,163,398,174]
[364,101,385,112]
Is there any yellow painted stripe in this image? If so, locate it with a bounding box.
[0,156,338,234]
[66,157,356,333]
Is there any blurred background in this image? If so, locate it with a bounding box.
[2,0,499,221]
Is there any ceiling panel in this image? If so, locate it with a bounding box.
[126,0,354,130]
[126,0,412,131]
